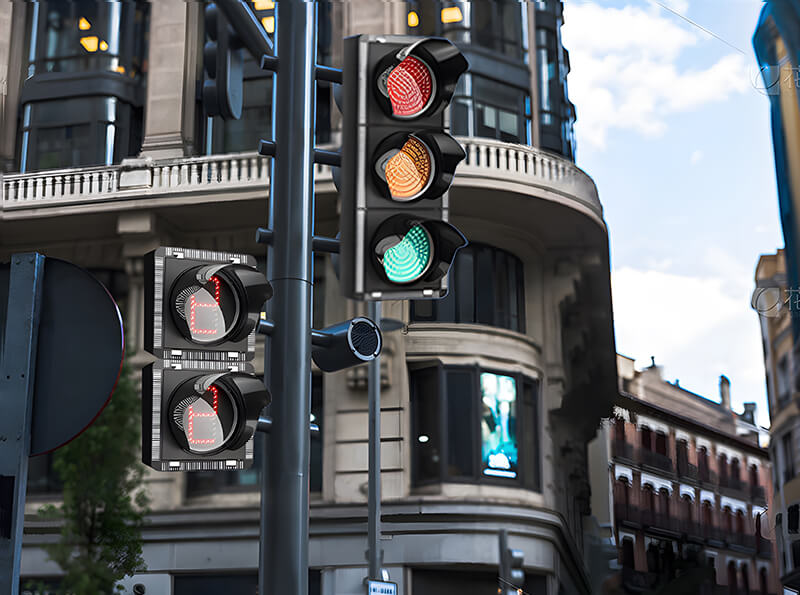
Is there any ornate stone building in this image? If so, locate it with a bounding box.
[0,2,616,593]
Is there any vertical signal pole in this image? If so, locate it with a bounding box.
[263,1,316,594]
[367,300,382,580]
[0,254,44,595]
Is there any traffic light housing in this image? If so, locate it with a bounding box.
[143,247,272,471]
[499,530,525,594]
[203,2,244,120]
[340,35,469,300]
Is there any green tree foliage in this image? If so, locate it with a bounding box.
[38,357,149,594]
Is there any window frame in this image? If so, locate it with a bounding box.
[409,362,540,491]
[410,243,526,334]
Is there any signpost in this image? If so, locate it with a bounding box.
[0,254,124,595]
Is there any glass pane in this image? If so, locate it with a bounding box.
[446,369,475,477]
[475,247,495,325]
[33,124,91,170]
[480,372,518,479]
[522,379,539,490]
[455,247,474,323]
[495,251,509,329]
[411,367,441,483]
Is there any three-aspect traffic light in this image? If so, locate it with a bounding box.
[203,2,243,120]
[142,247,272,471]
[499,530,525,595]
[339,35,469,300]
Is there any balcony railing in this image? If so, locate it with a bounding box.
[611,439,634,461]
[1,138,604,221]
[637,447,674,474]
[676,459,698,481]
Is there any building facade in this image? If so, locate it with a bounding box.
[753,249,800,591]
[1,2,617,594]
[590,357,780,594]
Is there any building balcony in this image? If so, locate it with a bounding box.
[611,439,634,461]
[676,460,698,481]
[637,448,674,474]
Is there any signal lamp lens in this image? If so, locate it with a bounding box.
[383,136,432,200]
[170,383,239,454]
[171,271,241,344]
[384,55,433,118]
[376,225,432,284]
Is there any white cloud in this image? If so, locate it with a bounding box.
[562,2,750,149]
[690,149,703,164]
[612,266,770,427]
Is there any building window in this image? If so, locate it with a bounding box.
[731,458,741,488]
[406,0,528,61]
[410,243,526,333]
[186,374,323,496]
[640,426,652,451]
[698,446,710,481]
[19,2,148,172]
[719,454,729,487]
[410,364,539,489]
[450,73,531,143]
[783,431,796,484]
[728,561,738,595]
[202,1,332,154]
[621,536,635,569]
[759,567,768,595]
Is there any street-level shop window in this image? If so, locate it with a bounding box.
[410,364,539,489]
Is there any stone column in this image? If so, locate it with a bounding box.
[139,1,202,159]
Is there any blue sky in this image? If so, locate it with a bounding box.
[561,0,782,427]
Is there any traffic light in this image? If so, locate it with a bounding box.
[339,35,469,300]
[499,530,525,595]
[142,247,272,471]
[204,2,244,120]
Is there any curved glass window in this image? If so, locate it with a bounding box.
[450,74,531,144]
[410,243,526,333]
[28,1,148,79]
[18,1,149,171]
[410,364,539,489]
[407,0,527,61]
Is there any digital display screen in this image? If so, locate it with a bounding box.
[480,372,518,478]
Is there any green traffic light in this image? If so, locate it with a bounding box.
[381,225,432,283]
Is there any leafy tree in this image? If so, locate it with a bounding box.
[38,357,149,594]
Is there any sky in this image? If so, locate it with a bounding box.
[560,0,783,428]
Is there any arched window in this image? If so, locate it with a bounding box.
[698,446,710,481]
[731,458,741,488]
[646,542,660,573]
[736,510,746,535]
[410,243,526,333]
[724,506,734,534]
[759,567,768,595]
[728,561,739,595]
[682,494,693,524]
[741,563,751,595]
[659,487,670,519]
[655,431,667,456]
[749,464,759,487]
[621,536,635,569]
[719,453,729,487]
[641,427,652,451]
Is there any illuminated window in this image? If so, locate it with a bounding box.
[410,365,539,489]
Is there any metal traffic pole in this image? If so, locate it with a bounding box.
[261,1,317,593]
[0,253,45,595]
[367,300,382,581]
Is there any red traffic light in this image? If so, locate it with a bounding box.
[383,55,434,118]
